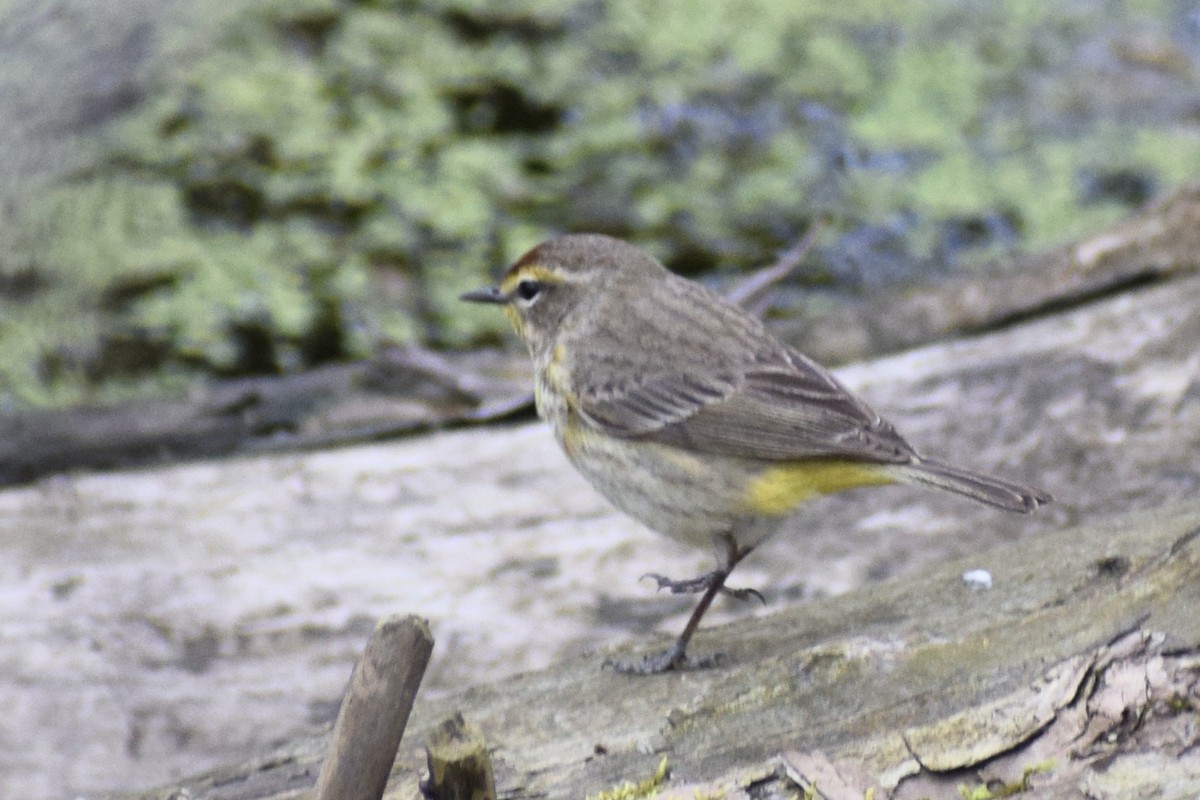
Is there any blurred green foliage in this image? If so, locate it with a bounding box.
[2,0,1198,406]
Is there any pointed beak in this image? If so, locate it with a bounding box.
[459,286,508,305]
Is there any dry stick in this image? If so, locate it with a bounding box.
[725,218,826,316]
[315,614,435,800]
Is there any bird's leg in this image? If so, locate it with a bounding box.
[606,534,756,675]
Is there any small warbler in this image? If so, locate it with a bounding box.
[462,234,1051,674]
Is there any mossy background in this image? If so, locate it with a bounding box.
[2,0,1198,408]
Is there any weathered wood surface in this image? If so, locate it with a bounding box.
[5,200,1200,797]
[111,502,1200,800]
[0,350,532,488]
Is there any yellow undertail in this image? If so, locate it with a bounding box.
[742,461,895,516]
[743,457,1050,516]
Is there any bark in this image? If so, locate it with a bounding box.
[109,501,1200,800]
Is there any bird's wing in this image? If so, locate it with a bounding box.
[572,367,740,434]
[573,346,917,464]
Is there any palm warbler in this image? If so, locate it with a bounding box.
[462,234,1051,674]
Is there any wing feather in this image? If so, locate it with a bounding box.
[574,346,916,464]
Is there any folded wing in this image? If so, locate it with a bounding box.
[575,347,918,464]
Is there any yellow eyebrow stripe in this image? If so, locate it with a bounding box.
[500,263,562,295]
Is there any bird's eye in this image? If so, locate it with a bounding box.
[515,279,544,302]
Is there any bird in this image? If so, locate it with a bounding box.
[462,233,1051,674]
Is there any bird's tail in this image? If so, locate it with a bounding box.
[889,458,1052,513]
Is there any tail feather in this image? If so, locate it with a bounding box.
[890,458,1052,513]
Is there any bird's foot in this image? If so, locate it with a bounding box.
[603,642,727,675]
[642,572,765,604]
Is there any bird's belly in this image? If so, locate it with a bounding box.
[556,425,785,550]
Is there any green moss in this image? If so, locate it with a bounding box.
[998,146,1122,251]
[906,143,1121,257]
[957,759,1054,798]
[1124,0,1171,13]
[854,41,984,151]
[791,30,877,102]
[586,756,670,800]
[2,0,1195,407]
[1130,128,1200,184]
